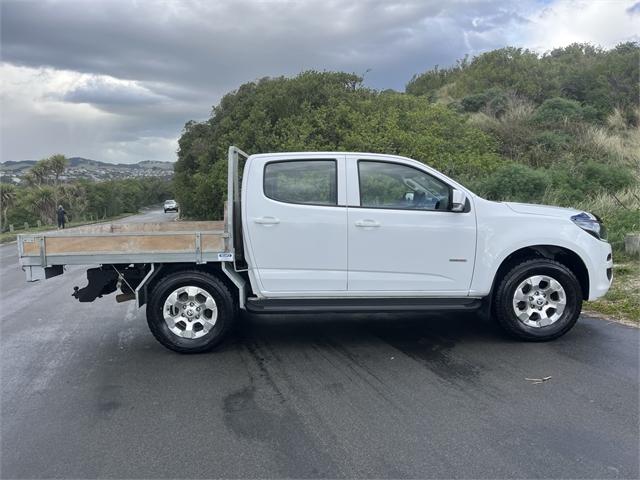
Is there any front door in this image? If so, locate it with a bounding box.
[347,158,476,295]
[244,155,347,295]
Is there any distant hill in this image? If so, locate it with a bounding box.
[0,160,38,171]
[1,157,174,170]
[1,157,174,183]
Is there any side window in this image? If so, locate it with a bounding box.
[358,160,451,211]
[264,160,337,206]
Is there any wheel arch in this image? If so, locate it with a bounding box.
[143,263,242,307]
[490,245,589,301]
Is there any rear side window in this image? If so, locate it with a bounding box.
[264,160,337,206]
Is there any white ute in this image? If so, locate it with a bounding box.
[18,146,613,353]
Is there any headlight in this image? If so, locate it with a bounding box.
[571,212,607,240]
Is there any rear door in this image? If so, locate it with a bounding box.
[243,154,347,295]
[346,156,476,295]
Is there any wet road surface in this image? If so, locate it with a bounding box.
[1,209,638,478]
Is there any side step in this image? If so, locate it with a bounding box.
[245,297,482,314]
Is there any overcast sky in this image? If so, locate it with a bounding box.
[1,0,638,164]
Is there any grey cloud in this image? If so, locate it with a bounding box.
[467,10,530,32]
[60,78,167,106]
[1,0,529,92]
[0,0,542,163]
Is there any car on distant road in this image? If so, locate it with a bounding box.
[164,199,178,213]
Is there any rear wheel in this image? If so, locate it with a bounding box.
[146,270,236,353]
[494,259,582,341]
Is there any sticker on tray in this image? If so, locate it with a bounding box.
[217,252,234,261]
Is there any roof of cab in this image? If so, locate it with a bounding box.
[248,151,413,161]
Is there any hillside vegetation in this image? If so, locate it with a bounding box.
[174,42,639,253]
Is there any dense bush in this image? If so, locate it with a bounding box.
[531,98,585,125]
[471,163,549,204]
[544,162,636,205]
[175,72,502,219]
[461,88,509,116]
[531,131,570,152]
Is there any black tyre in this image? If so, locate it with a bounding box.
[146,270,236,353]
[494,259,582,341]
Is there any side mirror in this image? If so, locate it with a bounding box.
[450,189,467,212]
[404,192,414,202]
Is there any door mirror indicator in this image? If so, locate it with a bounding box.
[451,189,467,212]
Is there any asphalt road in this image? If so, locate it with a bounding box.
[1,209,638,479]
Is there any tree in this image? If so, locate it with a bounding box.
[24,162,50,188]
[0,183,17,231]
[48,154,67,185]
[60,182,88,220]
[30,186,57,224]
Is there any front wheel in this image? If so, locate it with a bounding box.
[146,270,236,353]
[494,259,582,341]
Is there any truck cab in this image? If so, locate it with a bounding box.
[241,151,476,296]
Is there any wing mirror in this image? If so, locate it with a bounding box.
[450,189,467,212]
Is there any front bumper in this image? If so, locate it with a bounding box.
[587,240,613,301]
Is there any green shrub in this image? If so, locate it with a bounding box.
[447,101,465,114]
[461,92,488,112]
[547,162,636,205]
[472,163,549,203]
[580,105,602,123]
[484,89,510,117]
[579,161,636,193]
[532,97,584,125]
[460,88,508,116]
[532,131,571,152]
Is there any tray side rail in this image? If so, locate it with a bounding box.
[18,229,232,281]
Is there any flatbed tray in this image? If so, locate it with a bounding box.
[18,221,230,276]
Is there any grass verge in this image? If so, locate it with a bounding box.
[584,258,640,325]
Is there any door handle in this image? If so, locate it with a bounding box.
[354,219,381,228]
[254,216,280,225]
